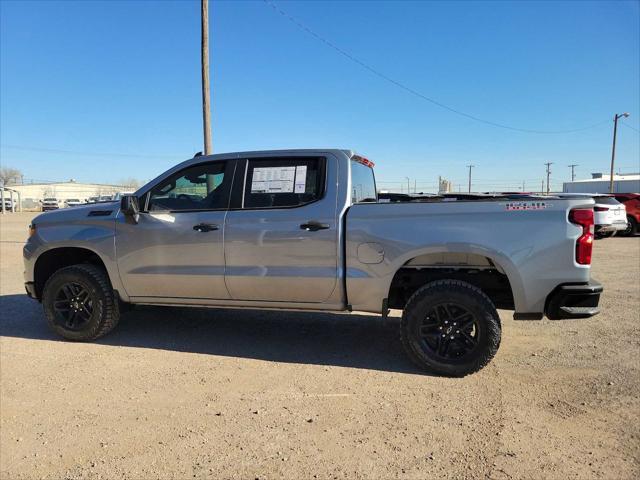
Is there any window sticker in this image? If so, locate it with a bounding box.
[294,165,307,193]
[251,166,296,193]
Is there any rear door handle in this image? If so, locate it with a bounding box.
[193,223,219,232]
[300,221,330,232]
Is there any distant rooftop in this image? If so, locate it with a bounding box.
[568,172,640,183]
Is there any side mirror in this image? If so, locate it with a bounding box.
[120,195,140,223]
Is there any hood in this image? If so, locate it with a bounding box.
[32,201,119,225]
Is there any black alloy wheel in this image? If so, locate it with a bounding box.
[42,264,120,341]
[418,303,479,360]
[400,279,501,377]
[52,282,94,331]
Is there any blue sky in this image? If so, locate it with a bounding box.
[1,0,639,192]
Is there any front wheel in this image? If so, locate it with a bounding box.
[42,264,120,341]
[400,280,501,377]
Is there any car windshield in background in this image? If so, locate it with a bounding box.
[595,197,622,205]
[43,198,57,202]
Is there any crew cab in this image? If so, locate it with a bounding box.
[23,149,603,376]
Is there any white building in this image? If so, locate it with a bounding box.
[562,173,640,194]
[6,181,130,210]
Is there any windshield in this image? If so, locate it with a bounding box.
[67,199,80,202]
[43,198,57,202]
[595,197,621,205]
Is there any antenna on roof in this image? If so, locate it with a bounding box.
[194,151,203,157]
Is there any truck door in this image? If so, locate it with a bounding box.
[115,160,235,300]
[224,155,339,303]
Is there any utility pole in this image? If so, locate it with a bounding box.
[609,113,630,193]
[544,162,553,194]
[568,164,578,182]
[541,180,544,195]
[201,0,212,155]
[466,164,474,193]
[522,180,525,192]
[405,177,411,194]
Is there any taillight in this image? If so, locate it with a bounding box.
[594,206,609,212]
[569,209,594,265]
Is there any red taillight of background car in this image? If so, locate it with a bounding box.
[594,206,609,212]
[569,208,594,265]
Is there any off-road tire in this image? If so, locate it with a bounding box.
[400,280,501,377]
[42,264,120,341]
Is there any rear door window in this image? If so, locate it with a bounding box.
[242,158,325,209]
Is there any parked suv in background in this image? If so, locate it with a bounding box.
[41,198,60,211]
[613,193,639,236]
[593,195,627,238]
[557,194,627,238]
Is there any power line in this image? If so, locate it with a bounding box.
[0,144,182,159]
[264,0,611,135]
[621,122,640,133]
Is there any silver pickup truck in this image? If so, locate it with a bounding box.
[23,149,602,376]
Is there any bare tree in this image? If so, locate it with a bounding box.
[0,167,22,186]
[118,178,142,190]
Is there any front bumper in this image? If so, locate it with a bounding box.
[545,281,603,320]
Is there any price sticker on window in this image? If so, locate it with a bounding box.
[294,165,307,193]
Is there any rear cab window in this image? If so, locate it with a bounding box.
[242,157,325,209]
[350,156,377,203]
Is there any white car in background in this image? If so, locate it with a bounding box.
[111,192,134,202]
[2,198,15,211]
[557,193,627,238]
[41,197,60,211]
[593,195,627,238]
[64,198,83,208]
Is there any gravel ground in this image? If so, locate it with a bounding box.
[1,212,639,479]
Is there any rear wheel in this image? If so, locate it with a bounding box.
[620,216,637,237]
[42,264,120,341]
[596,231,615,239]
[400,280,501,377]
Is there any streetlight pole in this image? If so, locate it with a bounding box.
[609,113,629,193]
[568,164,578,182]
[466,164,474,193]
[405,177,410,194]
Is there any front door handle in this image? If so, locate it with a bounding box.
[300,221,330,232]
[193,223,219,232]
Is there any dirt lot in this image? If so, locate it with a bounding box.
[1,212,638,479]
